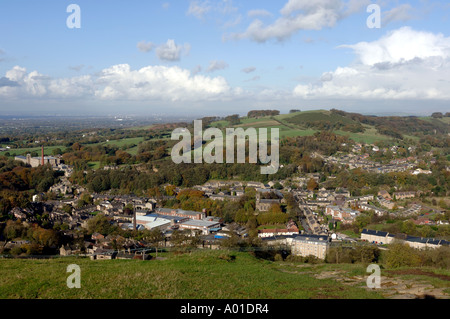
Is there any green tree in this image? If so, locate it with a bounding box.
[86,214,111,235]
[383,242,421,268]
[148,229,165,257]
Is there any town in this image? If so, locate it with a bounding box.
[1,110,448,267]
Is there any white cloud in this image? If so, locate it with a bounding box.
[0,66,94,99]
[0,64,235,102]
[340,27,450,66]
[230,0,361,42]
[244,75,260,82]
[155,39,191,61]
[241,66,256,73]
[247,9,272,18]
[207,60,229,72]
[69,65,85,72]
[187,1,212,19]
[342,0,370,16]
[229,0,370,43]
[293,27,450,101]
[137,41,156,53]
[192,65,202,75]
[383,4,414,26]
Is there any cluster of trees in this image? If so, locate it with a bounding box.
[368,218,449,239]
[303,120,365,133]
[420,135,450,149]
[375,125,403,139]
[247,110,280,118]
[62,143,134,168]
[324,165,449,197]
[224,114,240,125]
[331,109,449,136]
[430,112,450,118]
[136,140,170,163]
[0,157,62,217]
[382,242,450,269]
[326,244,381,264]
[279,132,352,173]
[0,157,60,193]
[0,220,60,255]
[325,242,450,269]
[71,160,297,195]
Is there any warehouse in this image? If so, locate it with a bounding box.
[178,219,221,235]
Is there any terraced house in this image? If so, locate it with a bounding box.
[361,229,450,249]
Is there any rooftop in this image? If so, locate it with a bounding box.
[180,219,220,228]
[293,234,329,243]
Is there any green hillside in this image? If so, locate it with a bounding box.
[284,110,357,126]
[209,110,387,143]
[1,249,448,299]
[208,109,449,144]
[0,250,381,299]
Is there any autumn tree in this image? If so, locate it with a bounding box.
[306,178,319,191]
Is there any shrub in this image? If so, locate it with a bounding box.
[274,253,283,262]
[382,242,421,268]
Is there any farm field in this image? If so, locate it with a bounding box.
[0,145,65,157]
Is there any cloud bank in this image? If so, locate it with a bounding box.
[293,27,450,100]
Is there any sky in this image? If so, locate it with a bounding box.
[0,0,449,117]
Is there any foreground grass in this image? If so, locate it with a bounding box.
[0,250,386,299]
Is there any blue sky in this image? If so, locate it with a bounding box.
[0,0,449,116]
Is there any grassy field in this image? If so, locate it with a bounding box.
[0,250,381,299]
[91,137,146,148]
[0,145,65,157]
[334,126,392,144]
[0,249,448,299]
[87,161,101,169]
[284,110,357,126]
[209,111,400,143]
[88,137,146,156]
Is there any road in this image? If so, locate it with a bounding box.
[294,194,327,236]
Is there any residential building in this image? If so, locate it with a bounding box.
[361,229,449,249]
[291,235,330,259]
[255,199,281,212]
[325,206,360,224]
[155,208,206,220]
[377,196,395,210]
[360,229,395,245]
[258,222,299,238]
[393,191,416,200]
[378,190,392,200]
[359,203,388,216]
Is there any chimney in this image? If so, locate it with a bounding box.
[133,208,137,231]
[41,145,44,166]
